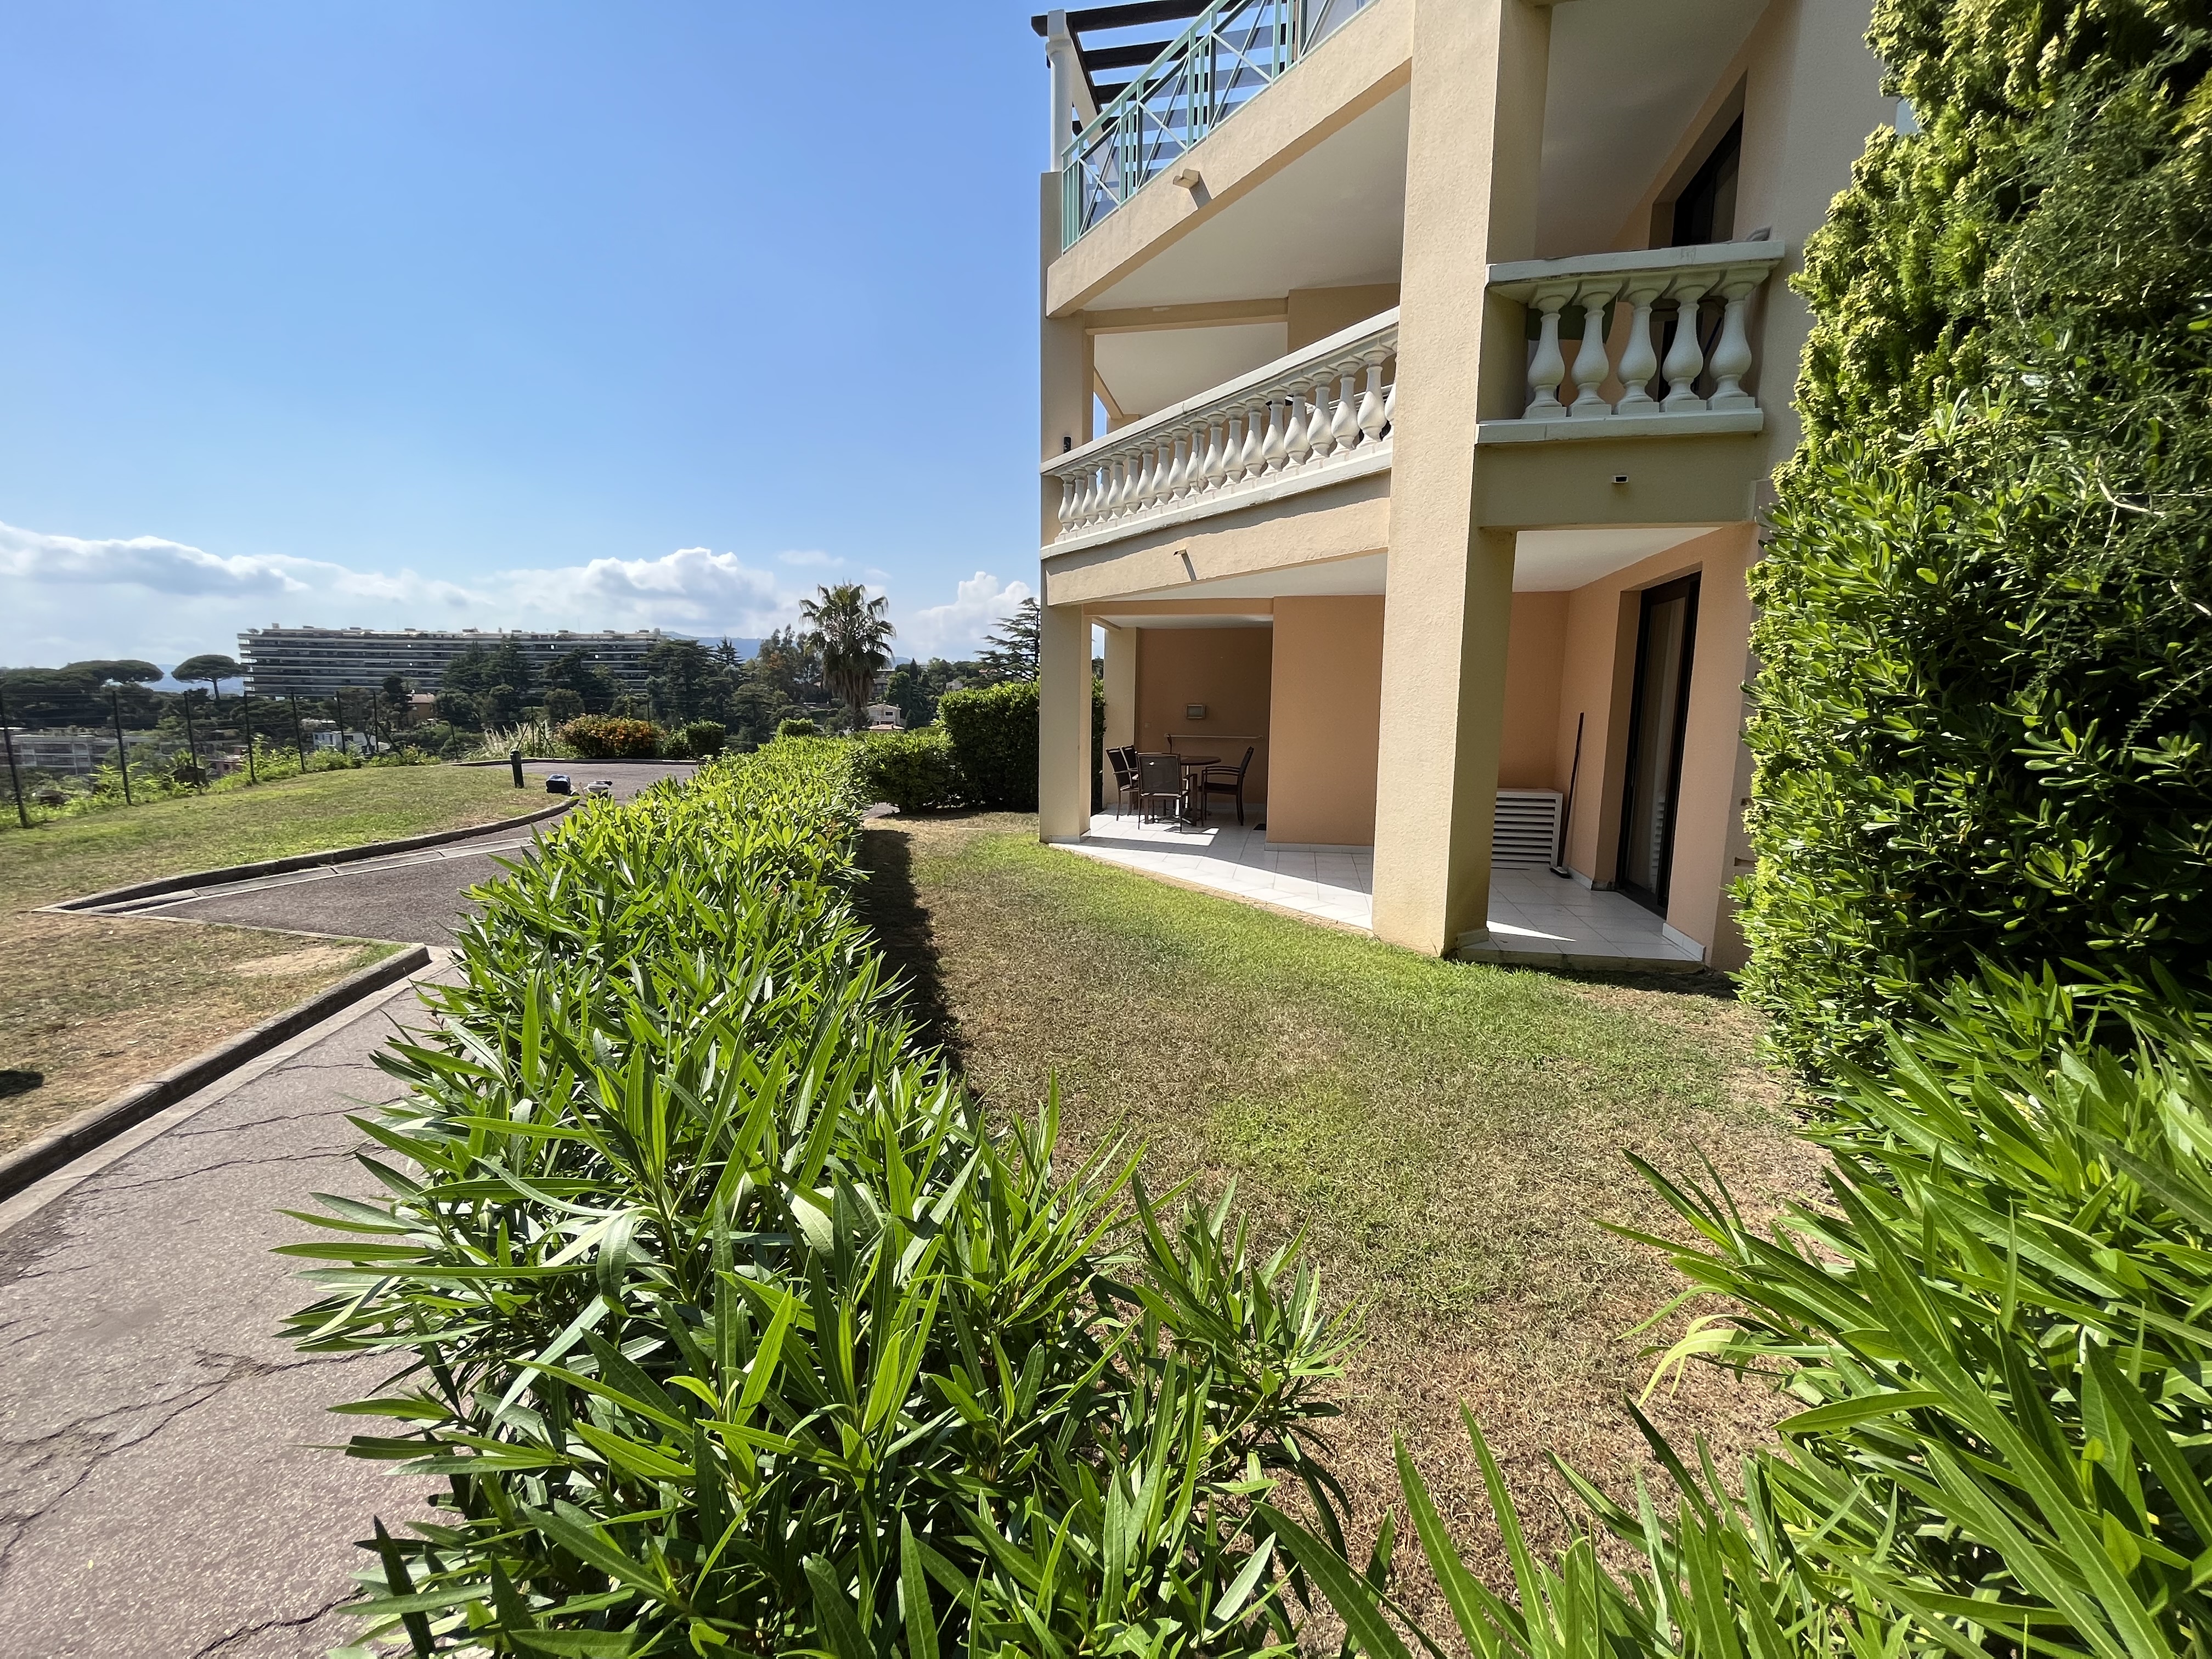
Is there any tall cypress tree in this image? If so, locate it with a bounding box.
[1741,0,2212,1073]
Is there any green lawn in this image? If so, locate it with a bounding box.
[0,764,539,1154]
[0,763,532,910]
[857,813,1819,1600]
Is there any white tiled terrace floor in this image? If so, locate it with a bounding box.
[1059,810,1704,970]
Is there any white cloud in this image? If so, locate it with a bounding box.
[0,519,803,667]
[777,549,840,568]
[510,547,788,630]
[898,571,1033,661]
[0,522,320,598]
[0,520,1042,676]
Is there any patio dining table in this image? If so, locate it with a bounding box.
[1172,754,1217,823]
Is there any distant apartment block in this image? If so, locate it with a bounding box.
[2,728,161,776]
[236,627,676,698]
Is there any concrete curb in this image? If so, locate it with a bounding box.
[0,945,433,1201]
[44,798,573,915]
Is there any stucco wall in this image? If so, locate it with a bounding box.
[1268,596,1385,846]
[1548,523,1757,958]
[1596,0,1886,471]
[1133,627,1276,806]
[1500,591,1566,790]
[1286,284,1403,351]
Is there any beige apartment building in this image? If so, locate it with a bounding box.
[1032,0,1891,968]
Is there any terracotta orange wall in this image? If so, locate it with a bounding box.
[1135,627,1275,804]
[1500,592,1566,790]
[1269,596,1384,845]
[1550,524,1759,962]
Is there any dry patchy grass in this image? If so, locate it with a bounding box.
[0,765,531,1152]
[856,812,1823,1620]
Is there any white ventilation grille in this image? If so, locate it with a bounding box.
[1492,789,1564,867]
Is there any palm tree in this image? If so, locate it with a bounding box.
[799,584,895,731]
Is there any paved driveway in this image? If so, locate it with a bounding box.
[136,762,693,946]
[0,977,439,1657]
[0,761,696,1651]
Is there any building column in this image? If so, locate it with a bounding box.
[1037,131,1094,843]
[1099,622,1136,799]
[1369,0,1550,956]
[1039,602,1091,840]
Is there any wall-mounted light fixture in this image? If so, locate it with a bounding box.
[1186,703,1207,720]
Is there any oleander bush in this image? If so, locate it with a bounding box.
[287,742,1359,1656]
[939,681,1037,812]
[558,715,662,760]
[1261,10,2212,1649]
[1740,0,2212,1075]
[1273,967,2212,1658]
[855,726,958,814]
[675,720,725,759]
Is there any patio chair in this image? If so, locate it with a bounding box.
[1136,752,1187,824]
[1199,746,1255,826]
[1106,747,1141,818]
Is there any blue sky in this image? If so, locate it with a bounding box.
[0,2,1046,669]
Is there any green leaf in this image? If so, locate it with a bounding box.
[1254,1503,1412,1659]
[902,1519,941,1659]
[803,1554,871,1659]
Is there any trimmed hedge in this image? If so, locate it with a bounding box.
[1739,0,2212,1074]
[287,739,1357,1654]
[675,719,725,759]
[558,714,661,760]
[939,681,1037,811]
[855,725,957,813]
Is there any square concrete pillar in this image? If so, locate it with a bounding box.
[1038,165,1096,844]
[1099,622,1136,800]
[1039,172,1090,545]
[1370,0,1550,956]
[1039,602,1092,842]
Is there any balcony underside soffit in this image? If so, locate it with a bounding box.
[1080,85,1408,312]
[1537,0,1767,257]
[1066,526,1724,611]
[1102,550,1389,606]
[1512,526,1719,590]
[1096,321,1290,420]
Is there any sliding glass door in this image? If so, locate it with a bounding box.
[1616,575,1700,913]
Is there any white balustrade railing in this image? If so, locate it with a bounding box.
[1045,310,1397,545]
[1482,241,1787,442]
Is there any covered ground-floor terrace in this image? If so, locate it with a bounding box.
[1053,520,1760,972]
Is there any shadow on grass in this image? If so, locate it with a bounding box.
[1556,964,1744,1002]
[854,822,966,1068]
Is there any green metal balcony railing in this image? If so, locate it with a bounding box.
[1060,0,1373,247]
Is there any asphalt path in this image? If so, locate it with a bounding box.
[0,974,443,1657]
[136,761,693,946]
[0,761,700,1652]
